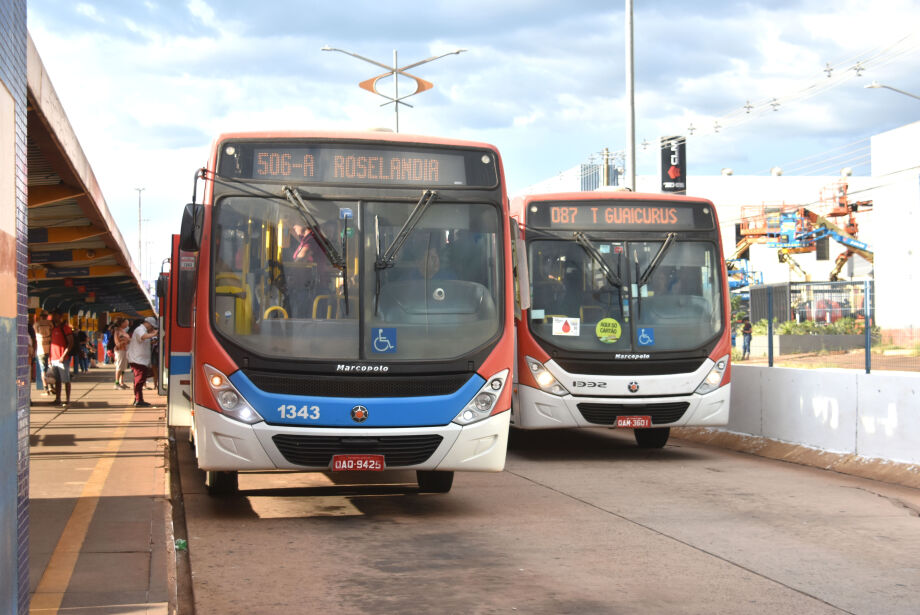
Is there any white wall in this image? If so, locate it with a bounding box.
[727,365,920,464]
[871,121,920,176]
[868,173,919,328]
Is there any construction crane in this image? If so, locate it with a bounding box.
[733,180,873,282]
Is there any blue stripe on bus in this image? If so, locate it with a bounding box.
[170,354,191,375]
[229,370,484,428]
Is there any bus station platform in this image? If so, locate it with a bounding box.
[28,364,173,614]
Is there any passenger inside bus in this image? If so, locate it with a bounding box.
[283,219,339,319]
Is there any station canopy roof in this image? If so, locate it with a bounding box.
[26,35,153,320]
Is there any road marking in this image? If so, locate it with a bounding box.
[30,406,135,613]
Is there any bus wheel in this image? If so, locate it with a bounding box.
[205,470,239,496]
[416,471,454,493]
[634,427,670,449]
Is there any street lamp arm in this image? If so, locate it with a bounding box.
[323,45,465,132]
[321,46,394,72]
[865,81,920,101]
[399,49,467,72]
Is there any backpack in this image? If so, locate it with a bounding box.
[105,331,115,352]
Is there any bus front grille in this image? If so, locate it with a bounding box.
[271,434,444,467]
[246,371,470,398]
[576,402,689,426]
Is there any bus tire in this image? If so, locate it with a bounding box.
[634,427,670,449]
[205,470,238,496]
[416,470,454,493]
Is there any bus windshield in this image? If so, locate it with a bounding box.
[527,237,722,353]
[212,195,503,362]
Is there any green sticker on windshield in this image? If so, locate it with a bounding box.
[595,318,622,344]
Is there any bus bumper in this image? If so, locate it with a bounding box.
[193,404,510,472]
[513,384,731,430]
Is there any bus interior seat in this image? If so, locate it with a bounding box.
[214,275,253,334]
[313,295,334,320]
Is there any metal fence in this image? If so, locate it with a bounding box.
[736,280,919,373]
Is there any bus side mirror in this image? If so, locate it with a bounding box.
[509,218,531,319]
[179,203,203,252]
[156,273,168,299]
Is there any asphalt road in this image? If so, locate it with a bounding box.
[174,426,920,614]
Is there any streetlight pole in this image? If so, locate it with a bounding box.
[624,0,636,191]
[322,46,466,132]
[865,81,920,101]
[135,187,144,278]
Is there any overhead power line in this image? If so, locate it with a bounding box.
[560,31,920,183]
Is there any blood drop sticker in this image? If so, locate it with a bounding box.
[595,318,622,343]
[552,317,580,336]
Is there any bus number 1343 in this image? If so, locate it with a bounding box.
[277,404,321,420]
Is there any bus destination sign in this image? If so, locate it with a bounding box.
[529,201,713,231]
[217,142,496,187]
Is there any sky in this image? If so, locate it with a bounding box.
[26,0,920,281]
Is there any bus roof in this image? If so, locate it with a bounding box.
[210,130,500,153]
[511,191,715,219]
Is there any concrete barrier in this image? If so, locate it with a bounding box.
[714,365,920,464]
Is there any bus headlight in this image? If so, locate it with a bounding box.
[695,355,728,395]
[453,369,509,426]
[203,364,264,425]
[525,356,569,396]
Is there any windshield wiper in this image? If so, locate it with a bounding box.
[637,232,677,287]
[573,232,625,289]
[282,186,345,271]
[375,189,437,271]
[634,249,643,321]
[341,213,350,315]
[373,189,437,315]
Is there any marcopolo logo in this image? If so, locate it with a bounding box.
[336,364,390,373]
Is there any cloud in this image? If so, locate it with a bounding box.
[25,0,920,257]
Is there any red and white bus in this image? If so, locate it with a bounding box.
[510,191,731,447]
[165,131,514,494]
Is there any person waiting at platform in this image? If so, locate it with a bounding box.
[48,311,74,406]
[113,318,131,389]
[34,310,53,395]
[126,317,158,407]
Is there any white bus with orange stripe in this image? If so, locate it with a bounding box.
[510,191,732,448]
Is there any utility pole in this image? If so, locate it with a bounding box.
[625,0,636,191]
[135,187,145,278]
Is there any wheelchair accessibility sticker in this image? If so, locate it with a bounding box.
[372,328,397,353]
[638,327,655,346]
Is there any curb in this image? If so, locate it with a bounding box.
[672,427,920,490]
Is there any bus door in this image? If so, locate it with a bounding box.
[156,271,169,397]
[166,235,195,427]
[510,218,529,417]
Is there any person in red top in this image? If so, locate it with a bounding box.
[48,310,75,406]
